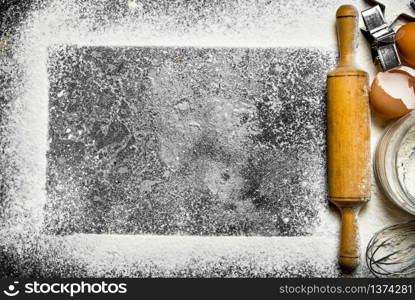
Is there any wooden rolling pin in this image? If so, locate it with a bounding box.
[327,5,371,272]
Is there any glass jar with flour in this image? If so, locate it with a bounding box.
[375,111,415,214]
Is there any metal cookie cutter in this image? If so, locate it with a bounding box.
[361,5,400,70]
[361,0,415,71]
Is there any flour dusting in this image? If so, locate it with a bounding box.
[0,0,402,277]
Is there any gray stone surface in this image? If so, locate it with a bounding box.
[45,45,334,236]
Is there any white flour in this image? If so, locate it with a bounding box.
[398,126,415,198]
[0,0,412,277]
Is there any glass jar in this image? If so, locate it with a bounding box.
[374,111,415,215]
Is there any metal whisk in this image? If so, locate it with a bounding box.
[366,220,415,277]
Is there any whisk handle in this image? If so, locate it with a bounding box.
[339,205,362,272]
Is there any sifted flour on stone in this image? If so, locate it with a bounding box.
[0,0,411,277]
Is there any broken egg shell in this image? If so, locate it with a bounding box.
[396,23,415,69]
[369,67,415,119]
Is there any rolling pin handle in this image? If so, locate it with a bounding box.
[336,5,358,68]
[339,206,361,272]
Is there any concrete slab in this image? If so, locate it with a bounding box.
[45,46,333,236]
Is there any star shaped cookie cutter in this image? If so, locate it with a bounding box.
[361,0,415,70]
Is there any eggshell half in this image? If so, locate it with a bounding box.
[369,68,415,119]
